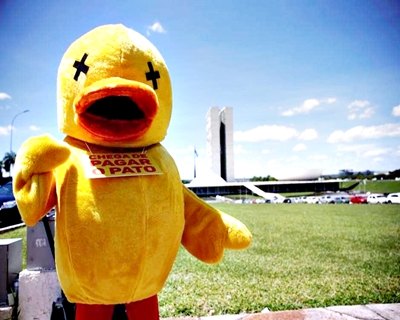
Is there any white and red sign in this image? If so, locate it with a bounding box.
[83,152,163,179]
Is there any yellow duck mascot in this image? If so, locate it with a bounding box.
[13,24,252,320]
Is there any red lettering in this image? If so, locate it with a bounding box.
[114,159,127,166]
[122,167,135,174]
[109,167,121,174]
[102,160,113,166]
[91,160,101,166]
[139,159,150,165]
[127,159,140,165]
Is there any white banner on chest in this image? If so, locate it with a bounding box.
[83,152,163,179]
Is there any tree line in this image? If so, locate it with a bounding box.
[0,151,16,179]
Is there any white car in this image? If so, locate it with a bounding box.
[386,193,400,204]
[305,196,320,204]
[319,194,350,204]
[367,194,387,204]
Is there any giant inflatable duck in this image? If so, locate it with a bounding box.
[13,24,252,320]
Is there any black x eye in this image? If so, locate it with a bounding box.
[145,62,160,90]
[73,53,89,81]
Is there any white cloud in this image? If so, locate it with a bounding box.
[396,146,400,156]
[234,144,247,155]
[0,126,10,136]
[299,128,318,141]
[234,125,298,142]
[0,92,11,100]
[281,98,336,116]
[308,154,329,161]
[235,125,319,143]
[363,148,390,158]
[325,98,336,104]
[337,144,391,158]
[327,123,400,143]
[392,104,400,117]
[347,100,374,120]
[29,125,41,131]
[293,143,307,152]
[146,22,166,36]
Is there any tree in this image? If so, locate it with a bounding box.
[2,151,16,175]
[250,175,277,182]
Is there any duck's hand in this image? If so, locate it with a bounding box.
[13,135,70,226]
[219,211,253,249]
[182,187,252,263]
[14,134,70,179]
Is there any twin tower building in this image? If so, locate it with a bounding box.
[205,107,234,182]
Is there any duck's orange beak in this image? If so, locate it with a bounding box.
[74,78,158,142]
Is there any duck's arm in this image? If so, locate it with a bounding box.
[181,186,252,264]
[13,135,70,226]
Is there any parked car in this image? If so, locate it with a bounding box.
[386,192,400,204]
[350,194,368,204]
[338,194,350,204]
[305,196,320,204]
[319,195,335,204]
[0,181,15,208]
[319,193,350,204]
[289,197,305,203]
[367,193,387,204]
[0,181,22,227]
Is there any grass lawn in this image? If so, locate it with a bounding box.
[339,179,400,194]
[2,204,399,317]
[159,203,400,317]
[362,180,400,194]
[0,226,27,269]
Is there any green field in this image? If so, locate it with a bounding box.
[2,203,399,317]
[339,179,400,194]
[158,203,400,317]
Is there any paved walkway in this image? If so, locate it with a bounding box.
[163,303,400,320]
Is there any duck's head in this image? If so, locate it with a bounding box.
[57,24,172,148]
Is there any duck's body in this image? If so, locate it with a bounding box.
[53,137,183,304]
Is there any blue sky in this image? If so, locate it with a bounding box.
[1,0,399,179]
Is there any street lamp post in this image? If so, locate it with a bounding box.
[10,109,30,153]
